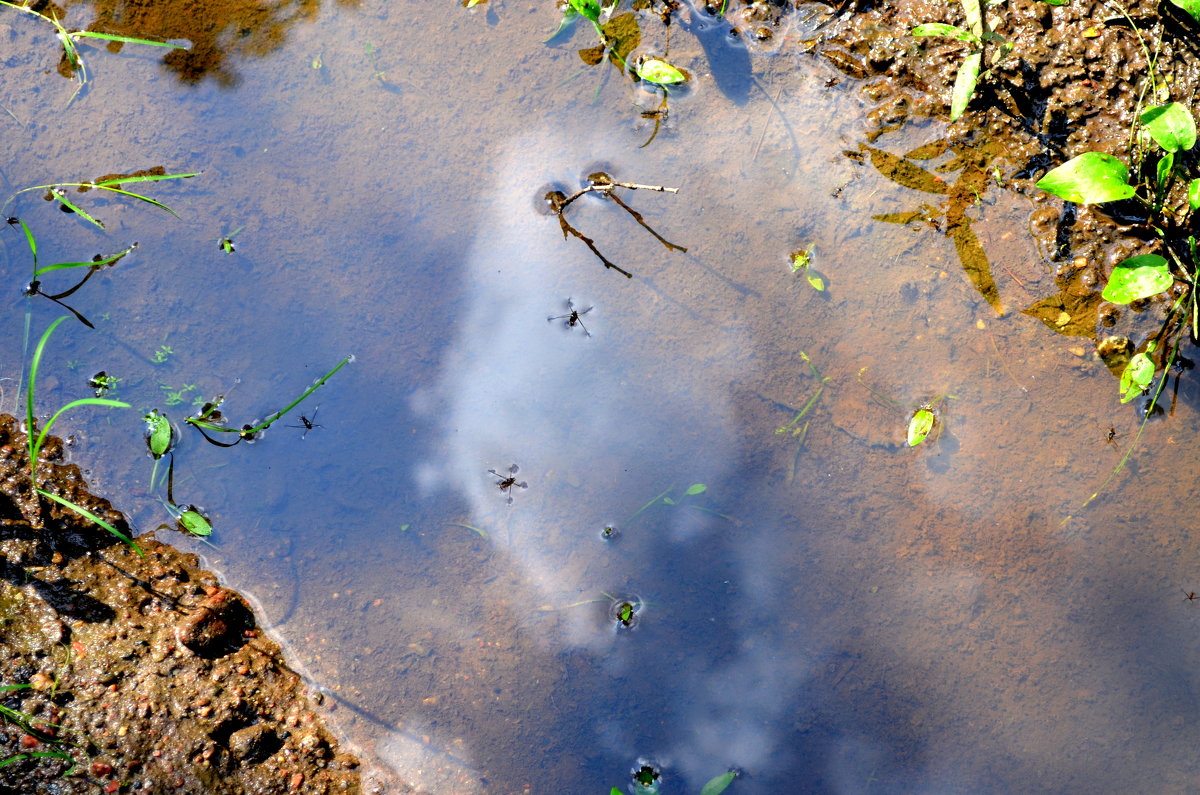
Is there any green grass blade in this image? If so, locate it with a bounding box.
[34,242,136,278]
[37,489,143,555]
[13,218,37,276]
[91,172,200,187]
[69,31,187,49]
[48,189,103,228]
[87,186,180,218]
[243,355,353,434]
[34,398,130,462]
[27,316,68,481]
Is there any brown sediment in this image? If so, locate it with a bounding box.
[0,414,363,793]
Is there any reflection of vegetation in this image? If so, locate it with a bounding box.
[853,139,1004,314]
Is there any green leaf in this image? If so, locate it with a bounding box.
[568,0,601,23]
[949,51,981,121]
[684,483,708,495]
[910,23,978,42]
[1157,151,1175,188]
[806,271,826,291]
[960,0,984,37]
[1035,152,1137,204]
[636,57,686,85]
[1168,0,1200,23]
[611,789,624,795]
[1139,103,1197,153]
[178,508,212,536]
[1189,178,1200,210]
[37,488,143,554]
[1119,351,1155,403]
[907,408,936,446]
[700,771,739,795]
[1036,0,1069,5]
[1101,254,1172,304]
[145,410,172,458]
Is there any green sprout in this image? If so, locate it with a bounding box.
[151,345,174,364]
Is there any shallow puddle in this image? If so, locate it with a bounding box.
[4,1,1200,793]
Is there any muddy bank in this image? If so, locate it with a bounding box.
[0,415,363,794]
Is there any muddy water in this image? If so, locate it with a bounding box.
[4,1,1200,793]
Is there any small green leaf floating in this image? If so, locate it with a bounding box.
[700,770,739,795]
[636,57,686,85]
[1036,152,1137,205]
[178,508,212,537]
[1101,254,1172,304]
[907,407,936,447]
[684,483,707,496]
[144,410,172,458]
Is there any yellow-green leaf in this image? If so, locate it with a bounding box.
[907,408,936,446]
[637,57,686,85]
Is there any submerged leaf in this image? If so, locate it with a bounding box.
[700,770,739,795]
[1036,152,1136,204]
[1101,254,1172,304]
[684,483,707,496]
[1119,351,1155,403]
[1140,102,1198,153]
[907,407,936,446]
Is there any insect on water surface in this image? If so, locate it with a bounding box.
[487,463,528,504]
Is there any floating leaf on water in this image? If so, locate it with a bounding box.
[700,770,739,795]
[1119,350,1156,403]
[1035,152,1137,204]
[684,483,707,496]
[907,407,936,446]
[790,246,813,272]
[144,410,172,458]
[1101,254,1172,304]
[1139,103,1197,153]
[806,271,826,291]
[636,57,686,85]
[178,508,212,537]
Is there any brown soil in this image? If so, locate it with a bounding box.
[0,416,362,794]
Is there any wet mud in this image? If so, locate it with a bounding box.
[0,416,363,794]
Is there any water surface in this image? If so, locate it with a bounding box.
[4,2,1200,793]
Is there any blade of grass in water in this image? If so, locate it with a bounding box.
[69,31,188,49]
[37,489,143,555]
[188,355,353,436]
[34,242,137,278]
[3,173,200,221]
